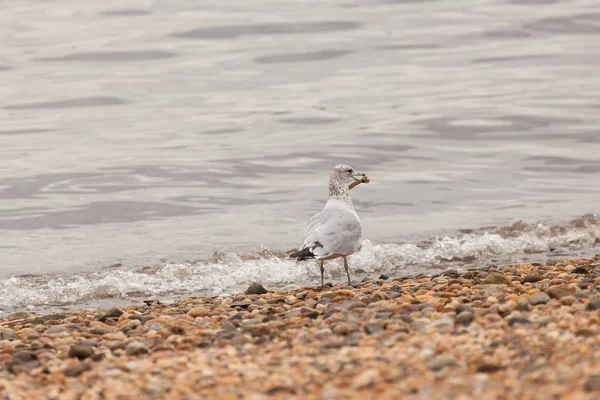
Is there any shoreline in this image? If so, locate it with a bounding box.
[1,257,600,398]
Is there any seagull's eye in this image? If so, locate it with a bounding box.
[347,169,353,173]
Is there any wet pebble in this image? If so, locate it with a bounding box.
[364,322,383,335]
[587,296,600,311]
[546,287,570,299]
[456,304,473,314]
[97,308,123,322]
[125,341,149,356]
[46,325,69,334]
[523,274,542,283]
[483,274,512,286]
[428,356,457,371]
[64,361,93,377]
[529,292,551,306]
[245,283,268,295]
[68,345,95,360]
[455,311,474,326]
[585,375,600,392]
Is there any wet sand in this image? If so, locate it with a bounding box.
[1,257,600,399]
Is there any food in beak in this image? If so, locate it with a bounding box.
[349,173,370,190]
[353,174,369,183]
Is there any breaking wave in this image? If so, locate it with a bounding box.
[1,214,598,312]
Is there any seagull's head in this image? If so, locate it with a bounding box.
[332,164,368,186]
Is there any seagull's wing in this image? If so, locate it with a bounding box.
[291,207,362,260]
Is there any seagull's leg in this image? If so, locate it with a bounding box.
[343,257,352,286]
[319,260,325,288]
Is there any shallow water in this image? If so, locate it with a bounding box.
[1,0,599,312]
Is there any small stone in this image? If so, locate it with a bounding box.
[428,356,457,371]
[17,328,39,340]
[97,308,123,322]
[332,323,358,335]
[107,341,125,351]
[575,329,597,337]
[529,292,551,306]
[378,274,389,280]
[8,312,30,320]
[12,352,36,364]
[477,363,504,373]
[546,287,570,299]
[1,328,18,341]
[475,284,506,297]
[441,269,459,277]
[375,311,394,319]
[498,301,516,315]
[364,322,383,335]
[125,341,149,356]
[456,304,473,314]
[39,314,68,322]
[46,325,68,334]
[7,359,41,374]
[68,345,95,360]
[560,296,576,305]
[523,274,542,283]
[231,302,252,309]
[426,318,454,330]
[88,326,110,335]
[245,283,268,295]
[118,320,141,333]
[585,374,600,392]
[230,334,248,347]
[390,291,402,299]
[516,300,530,311]
[483,274,513,286]
[352,369,380,389]
[571,267,589,275]
[587,296,600,311]
[508,317,531,326]
[537,316,554,327]
[64,361,93,377]
[188,307,210,318]
[455,311,474,326]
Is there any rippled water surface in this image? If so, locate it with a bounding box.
[1,0,599,311]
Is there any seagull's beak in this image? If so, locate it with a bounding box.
[352,172,369,183]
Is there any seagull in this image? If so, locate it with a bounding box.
[290,164,369,287]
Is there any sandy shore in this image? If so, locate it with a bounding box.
[1,257,600,399]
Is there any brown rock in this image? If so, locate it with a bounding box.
[245,283,268,295]
[529,292,551,306]
[188,307,210,318]
[483,274,513,286]
[64,361,93,377]
[125,341,149,356]
[429,356,457,371]
[546,287,570,299]
[585,374,600,392]
[332,323,358,335]
[68,345,95,360]
[477,363,504,373]
[523,274,542,283]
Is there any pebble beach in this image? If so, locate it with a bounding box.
[1,257,600,399]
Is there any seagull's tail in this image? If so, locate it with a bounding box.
[289,247,316,261]
[290,241,326,261]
